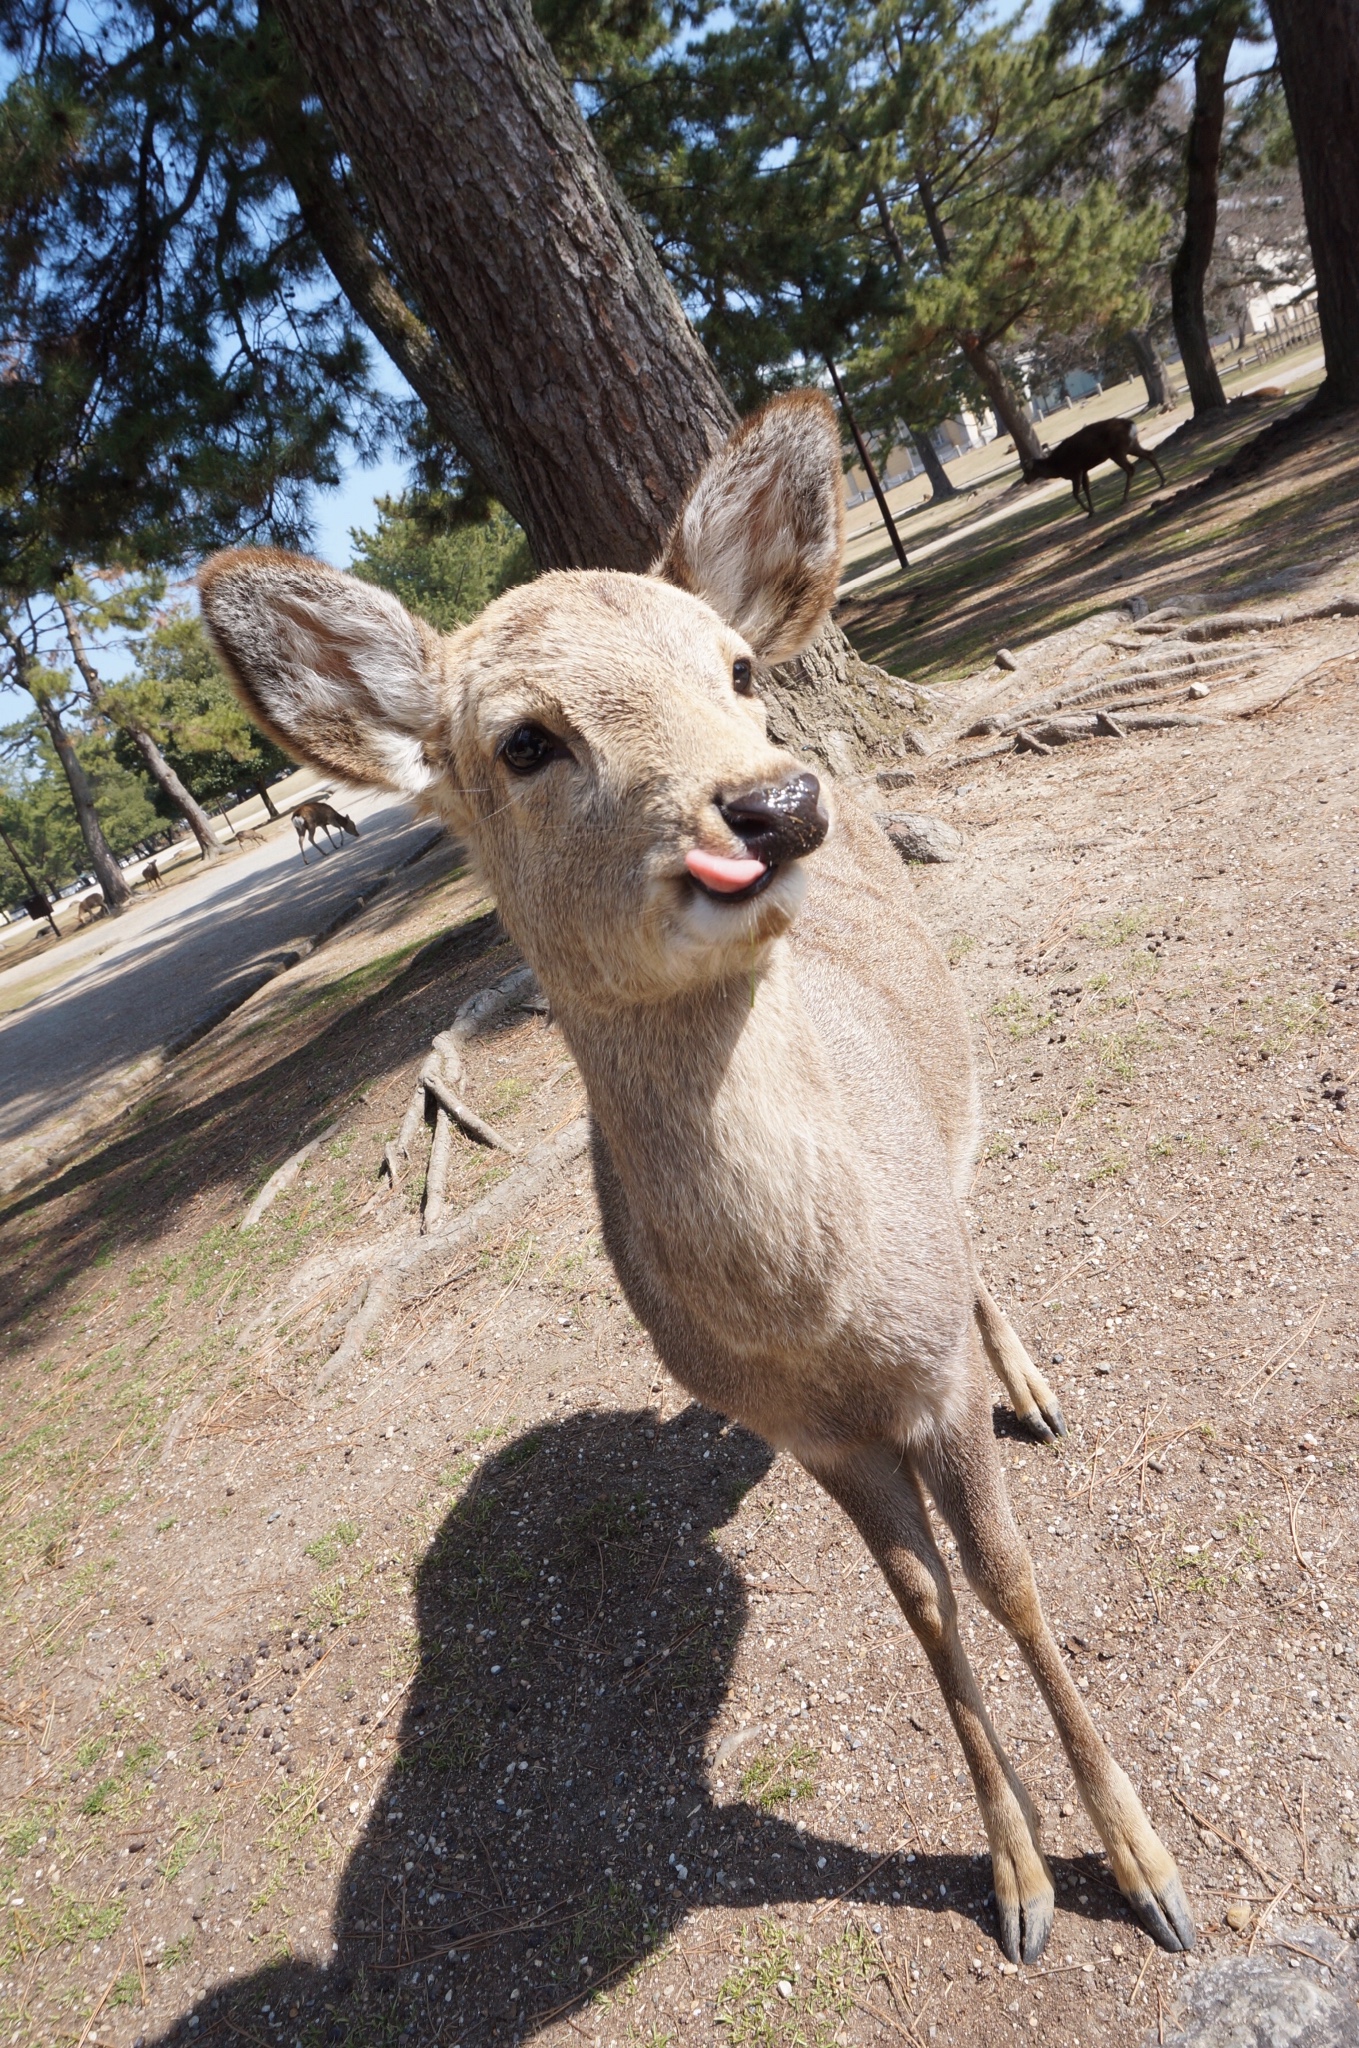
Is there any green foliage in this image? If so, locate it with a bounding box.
[111,613,294,808]
[579,0,1164,447]
[0,718,160,901]
[0,6,384,591]
[349,500,533,632]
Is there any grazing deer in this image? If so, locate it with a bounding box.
[198,394,1192,1965]
[292,798,360,864]
[142,859,165,890]
[75,891,105,926]
[1021,418,1166,516]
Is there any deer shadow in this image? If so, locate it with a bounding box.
[144,1406,1122,2045]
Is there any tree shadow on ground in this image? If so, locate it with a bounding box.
[0,908,516,1341]
[145,1406,1133,2047]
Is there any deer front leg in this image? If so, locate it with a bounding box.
[802,1441,1055,1964]
[974,1277,1065,1441]
[922,1390,1195,1955]
[1115,455,1136,502]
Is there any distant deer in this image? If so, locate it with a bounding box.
[292,799,360,864]
[75,891,105,926]
[1021,418,1166,516]
[199,393,1193,1966]
[142,859,165,890]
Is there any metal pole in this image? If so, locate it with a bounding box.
[825,358,909,574]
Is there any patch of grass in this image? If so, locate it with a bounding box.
[716,1917,884,2048]
[32,1888,126,1953]
[739,1743,818,1809]
[80,1778,118,1817]
[1098,1026,1152,1082]
[948,931,978,965]
[991,990,1054,1039]
[1087,1152,1128,1185]
[485,1075,532,1118]
[305,1520,361,1568]
[308,1568,372,1634]
[1079,907,1150,948]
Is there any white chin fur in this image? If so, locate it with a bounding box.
[671,859,808,963]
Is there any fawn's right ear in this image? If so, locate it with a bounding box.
[197,548,443,795]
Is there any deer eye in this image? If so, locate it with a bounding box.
[499,722,567,775]
[732,658,754,696]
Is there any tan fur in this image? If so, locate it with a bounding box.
[196,391,1192,1964]
[291,799,360,864]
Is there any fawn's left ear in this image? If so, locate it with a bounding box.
[197,548,443,795]
[654,389,845,662]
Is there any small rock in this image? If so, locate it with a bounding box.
[776,1979,794,2000]
[875,767,918,791]
[1225,1900,1252,1932]
[1127,595,1150,620]
[995,647,1020,671]
[877,813,964,865]
[1186,680,1211,700]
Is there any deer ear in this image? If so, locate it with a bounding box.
[197,549,443,796]
[654,390,845,662]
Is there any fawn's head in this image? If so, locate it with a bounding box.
[198,393,845,1008]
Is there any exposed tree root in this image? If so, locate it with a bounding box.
[320,1116,589,1385]
[240,1115,348,1231]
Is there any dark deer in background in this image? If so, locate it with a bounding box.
[292,800,360,864]
[142,859,166,890]
[1021,418,1166,516]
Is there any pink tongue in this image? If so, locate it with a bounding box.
[685,847,768,894]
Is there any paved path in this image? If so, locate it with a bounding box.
[0,787,436,1164]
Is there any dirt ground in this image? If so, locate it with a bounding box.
[1,408,1357,2048]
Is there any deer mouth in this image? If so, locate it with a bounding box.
[684,847,776,902]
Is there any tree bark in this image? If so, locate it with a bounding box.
[56,597,224,863]
[273,0,734,572]
[271,0,920,770]
[1268,0,1359,410]
[908,425,957,499]
[254,781,281,821]
[124,726,223,860]
[1169,18,1234,416]
[34,696,130,912]
[959,336,1045,465]
[254,20,526,525]
[1,615,130,910]
[1127,328,1172,411]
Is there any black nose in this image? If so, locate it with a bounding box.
[718,772,828,865]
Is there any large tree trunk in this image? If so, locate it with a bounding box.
[273,0,912,772]
[273,0,733,573]
[1127,328,1172,411]
[1268,0,1359,411]
[1169,19,1233,416]
[56,596,223,863]
[908,425,958,499]
[254,13,525,524]
[34,697,130,913]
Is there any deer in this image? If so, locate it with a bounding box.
[75,890,105,926]
[291,798,360,864]
[142,859,165,890]
[197,392,1193,1967]
[1020,417,1166,516]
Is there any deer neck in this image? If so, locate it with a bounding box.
[553,943,865,1348]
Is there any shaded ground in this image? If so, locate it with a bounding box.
[841,397,1359,689]
[0,789,440,1196]
[0,427,1356,2048]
